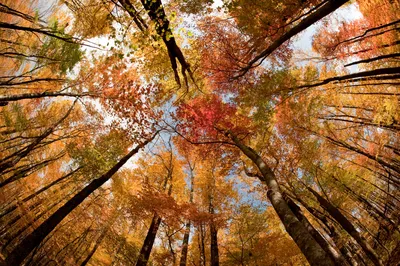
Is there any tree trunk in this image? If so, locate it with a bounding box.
[179,221,191,266]
[0,101,76,179]
[283,193,348,265]
[226,130,335,266]
[3,135,155,266]
[0,167,81,219]
[210,222,219,266]
[180,160,195,266]
[136,150,174,266]
[295,66,400,90]
[136,214,162,266]
[0,91,94,105]
[238,0,349,76]
[288,190,360,266]
[209,168,219,266]
[304,184,384,266]
[80,227,109,266]
[139,0,192,87]
[199,224,206,266]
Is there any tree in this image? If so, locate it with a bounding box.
[1,0,399,265]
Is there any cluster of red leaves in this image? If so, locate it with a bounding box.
[175,94,237,141]
[197,17,258,92]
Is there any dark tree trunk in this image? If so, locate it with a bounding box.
[179,221,191,266]
[295,67,400,90]
[288,191,360,266]
[237,0,349,76]
[136,214,162,266]
[180,160,195,266]
[210,222,219,266]
[80,227,109,266]
[0,91,94,104]
[283,193,347,265]
[225,130,335,266]
[330,174,398,229]
[139,0,192,87]
[0,101,76,179]
[304,184,384,266]
[0,22,78,44]
[3,135,155,266]
[136,150,174,266]
[198,224,206,266]
[0,167,81,219]
[209,168,219,266]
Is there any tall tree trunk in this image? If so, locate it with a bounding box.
[80,221,113,266]
[0,91,94,105]
[136,214,162,266]
[198,224,206,266]
[283,193,348,265]
[238,0,349,76]
[180,160,195,266]
[210,222,219,266]
[330,174,398,229]
[224,130,335,266]
[179,221,191,266]
[295,66,400,90]
[0,101,76,180]
[3,134,156,266]
[136,151,174,266]
[0,167,81,219]
[139,0,193,87]
[287,189,360,266]
[209,168,219,266]
[303,184,384,266]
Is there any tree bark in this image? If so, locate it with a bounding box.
[179,221,191,266]
[80,227,109,266]
[283,193,348,265]
[139,0,192,87]
[210,222,219,266]
[3,134,156,266]
[136,214,162,266]
[180,160,195,266]
[237,0,349,77]
[0,101,76,179]
[225,130,335,266]
[209,168,219,266]
[295,67,400,90]
[0,91,95,105]
[0,167,82,219]
[303,184,384,266]
[136,149,174,266]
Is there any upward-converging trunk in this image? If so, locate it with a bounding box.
[0,166,82,219]
[225,131,335,266]
[210,218,219,266]
[139,0,193,87]
[180,161,195,266]
[283,193,348,265]
[136,151,174,266]
[303,185,384,266]
[287,191,359,266]
[0,101,76,182]
[209,169,219,266]
[3,134,156,266]
[237,0,349,77]
[80,227,108,266]
[136,214,163,266]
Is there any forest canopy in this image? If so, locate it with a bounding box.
[0,0,399,265]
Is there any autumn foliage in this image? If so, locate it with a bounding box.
[0,0,399,266]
